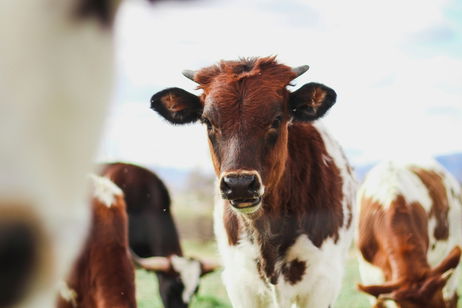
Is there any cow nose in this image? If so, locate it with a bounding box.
[0,221,37,306]
[220,174,261,200]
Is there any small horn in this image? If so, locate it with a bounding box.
[132,251,171,272]
[182,69,197,82]
[291,65,310,79]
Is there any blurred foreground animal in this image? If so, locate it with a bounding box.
[149,57,356,307]
[356,160,462,308]
[0,0,187,307]
[100,162,218,308]
[57,175,136,308]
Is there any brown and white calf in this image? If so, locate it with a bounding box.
[100,162,218,308]
[149,57,356,307]
[357,160,462,308]
[57,175,136,308]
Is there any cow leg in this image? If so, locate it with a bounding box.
[291,274,341,308]
[221,268,274,308]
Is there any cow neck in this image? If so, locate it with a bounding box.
[233,123,344,283]
[382,197,431,282]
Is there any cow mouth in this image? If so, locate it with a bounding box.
[229,197,262,213]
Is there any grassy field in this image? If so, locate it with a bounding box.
[136,239,462,307]
[135,240,372,308]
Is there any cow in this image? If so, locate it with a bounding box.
[356,160,462,308]
[148,56,356,308]
[0,1,179,307]
[100,162,218,308]
[57,174,136,308]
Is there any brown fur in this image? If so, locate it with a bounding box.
[195,58,345,283]
[411,168,449,240]
[281,259,306,285]
[57,183,136,308]
[358,176,460,308]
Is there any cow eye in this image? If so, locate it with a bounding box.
[200,117,213,130]
[270,116,282,130]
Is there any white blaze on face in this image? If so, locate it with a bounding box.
[170,255,201,303]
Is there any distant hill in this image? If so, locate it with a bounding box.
[354,152,462,183]
[149,165,191,193]
[435,153,462,182]
[147,152,462,193]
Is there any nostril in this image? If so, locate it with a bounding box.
[0,221,38,306]
[220,177,232,193]
[247,176,260,193]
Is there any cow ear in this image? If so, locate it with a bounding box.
[289,82,337,122]
[150,87,202,124]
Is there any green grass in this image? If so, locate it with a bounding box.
[136,240,462,308]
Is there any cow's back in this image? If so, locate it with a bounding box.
[58,175,136,308]
[357,159,462,302]
[100,162,182,257]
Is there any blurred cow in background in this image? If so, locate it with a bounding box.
[0,0,186,307]
[100,162,218,308]
[57,175,136,308]
[357,160,462,308]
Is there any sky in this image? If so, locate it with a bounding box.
[97,0,462,172]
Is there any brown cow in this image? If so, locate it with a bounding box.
[100,162,218,308]
[356,160,462,308]
[149,56,356,307]
[57,175,136,308]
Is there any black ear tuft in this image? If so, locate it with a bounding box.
[150,88,202,125]
[289,82,337,122]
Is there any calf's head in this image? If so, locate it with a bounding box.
[150,57,336,215]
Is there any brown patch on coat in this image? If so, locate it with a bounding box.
[411,168,449,240]
[223,205,240,246]
[357,191,460,308]
[282,259,306,285]
[57,182,136,308]
[358,195,430,282]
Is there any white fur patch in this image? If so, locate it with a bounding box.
[358,161,432,210]
[89,174,123,208]
[170,255,202,303]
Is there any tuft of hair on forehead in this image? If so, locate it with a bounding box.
[195,56,296,91]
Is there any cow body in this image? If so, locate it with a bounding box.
[149,57,356,307]
[357,160,462,308]
[57,175,136,308]
[100,162,208,308]
[213,122,356,308]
